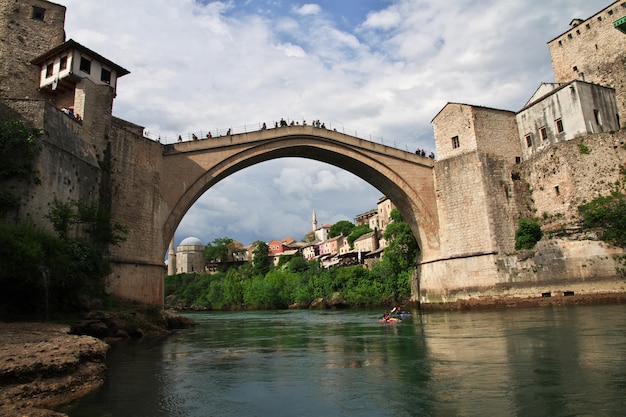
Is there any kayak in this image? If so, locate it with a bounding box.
[379,317,401,323]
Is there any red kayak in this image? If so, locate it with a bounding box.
[379,317,401,323]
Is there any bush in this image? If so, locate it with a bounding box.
[515,218,542,250]
[0,222,109,317]
[579,195,626,247]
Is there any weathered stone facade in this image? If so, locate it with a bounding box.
[548,1,626,123]
[517,81,620,160]
[0,0,66,100]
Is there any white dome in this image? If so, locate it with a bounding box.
[179,236,204,246]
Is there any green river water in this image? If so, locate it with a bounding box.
[59,304,626,417]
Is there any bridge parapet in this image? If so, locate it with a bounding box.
[164,125,435,167]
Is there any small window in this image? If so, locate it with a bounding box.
[32,7,45,21]
[558,40,562,46]
[608,10,614,16]
[594,109,602,125]
[101,68,111,84]
[586,23,591,29]
[598,16,602,21]
[525,134,532,147]
[554,185,560,196]
[45,63,53,78]
[79,57,91,74]
[451,136,460,149]
[568,33,573,39]
[540,127,548,141]
[555,119,564,133]
[59,56,67,71]
[573,66,578,72]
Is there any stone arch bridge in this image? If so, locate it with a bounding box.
[106,125,441,304]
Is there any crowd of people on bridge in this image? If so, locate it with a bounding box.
[416,148,435,159]
[166,119,433,160]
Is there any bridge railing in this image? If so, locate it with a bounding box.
[144,118,434,156]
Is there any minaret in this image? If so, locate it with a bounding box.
[312,209,318,231]
[167,237,176,276]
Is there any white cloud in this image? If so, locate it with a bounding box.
[294,4,322,16]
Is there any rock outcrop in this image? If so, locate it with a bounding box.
[0,322,109,417]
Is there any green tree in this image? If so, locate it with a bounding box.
[251,240,271,276]
[379,208,419,300]
[579,194,626,247]
[204,237,233,264]
[328,220,355,238]
[347,224,373,248]
[515,217,543,250]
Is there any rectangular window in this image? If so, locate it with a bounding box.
[540,127,548,141]
[32,7,45,21]
[555,119,564,133]
[525,134,532,147]
[79,57,91,74]
[593,109,602,125]
[451,136,460,149]
[45,63,53,78]
[100,68,111,84]
[59,56,67,71]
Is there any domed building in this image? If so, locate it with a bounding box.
[169,236,206,274]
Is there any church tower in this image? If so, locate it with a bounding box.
[312,209,317,231]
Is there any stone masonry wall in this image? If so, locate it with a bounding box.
[0,0,66,100]
[0,99,102,236]
[433,152,494,257]
[105,120,167,303]
[473,108,521,163]
[518,130,626,226]
[548,1,626,124]
[432,103,478,160]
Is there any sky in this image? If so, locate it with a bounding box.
[55,0,607,248]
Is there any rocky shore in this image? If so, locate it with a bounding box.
[0,309,195,417]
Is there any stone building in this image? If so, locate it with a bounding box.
[174,237,206,274]
[431,103,521,259]
[517,80,620,160]
[548,1,626,122]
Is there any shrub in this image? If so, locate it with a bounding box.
[515,218,543,250]
[579,194,626,247]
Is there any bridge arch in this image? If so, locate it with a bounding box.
[161,127,440,261]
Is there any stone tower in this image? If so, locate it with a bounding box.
[167,238,177,276]
[0,0,66,100]
[312,209,317,231]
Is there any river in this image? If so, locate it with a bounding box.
[59,304,626,417]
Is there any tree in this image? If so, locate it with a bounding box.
[383,208,420,276]
[514,217,542,250]
[328,220,355,238]
[204,237,234,262]
[578,194,626,247]
[347,224,373,248]
[251,240,271,276]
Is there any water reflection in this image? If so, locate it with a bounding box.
[61,305,626,417]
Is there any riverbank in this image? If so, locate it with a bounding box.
[0,309,196,417]
[0,322,107,417]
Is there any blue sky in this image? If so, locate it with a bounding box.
[55,0,608,249]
